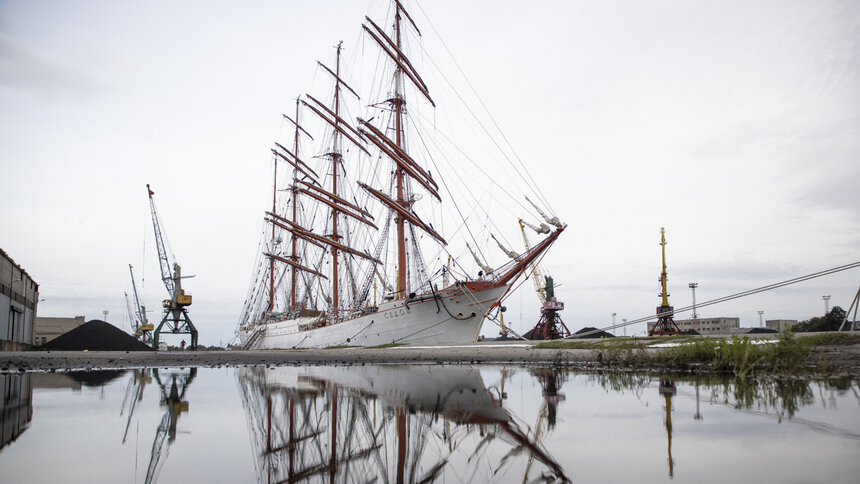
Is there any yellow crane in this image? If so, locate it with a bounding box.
[519,219,547,305]
[147,184,197,349]
[649,227,681,335]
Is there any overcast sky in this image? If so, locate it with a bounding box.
[2,0,858,345]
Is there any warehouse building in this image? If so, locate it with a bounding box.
[1,249,39,351]
[33,316,86,346]
[673,317,740,334]
[766,319,798,332]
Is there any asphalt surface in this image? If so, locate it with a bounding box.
[2,338,859,375]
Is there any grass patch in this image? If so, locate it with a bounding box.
[795,332,859,346]
[534,340,605,350]
[654,333,807,376]
[323,345,356,349]
[366,343,405,349]
[535,336,686,351]
[535,331,857,375]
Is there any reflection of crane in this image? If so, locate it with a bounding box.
[147,184,197,349]
[650,228,681,335]
[120,369,152,444]
[659,378,676,478]
[145,368,196,484]
[523,369,567,481]
[127,264,153,345]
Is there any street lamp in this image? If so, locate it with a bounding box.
[823,295,831,314]
[757,310,764,327]
[612,312,617,335]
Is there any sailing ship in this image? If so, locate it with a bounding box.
[236,1,564,349]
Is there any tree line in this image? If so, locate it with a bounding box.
[793,307,848,332]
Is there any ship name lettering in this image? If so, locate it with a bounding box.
[384,308,407,319]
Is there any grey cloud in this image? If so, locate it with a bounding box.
[0,33,106,102]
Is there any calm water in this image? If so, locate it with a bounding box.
[1,365,858,483]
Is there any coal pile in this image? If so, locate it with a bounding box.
[747,327,778,334]
[573,327,615,339]
[66,370,128,386]
[42,320,154,351]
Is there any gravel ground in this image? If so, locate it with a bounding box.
[2,339,859,375]
[0,342,587,371]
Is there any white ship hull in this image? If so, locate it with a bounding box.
[238,283,507,349]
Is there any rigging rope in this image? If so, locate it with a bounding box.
[411,0,555,214]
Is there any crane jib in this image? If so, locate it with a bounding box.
[146,184,176,297]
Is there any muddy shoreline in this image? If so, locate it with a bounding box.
[3,340,859,375]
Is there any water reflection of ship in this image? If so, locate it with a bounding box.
[238,365,569,483]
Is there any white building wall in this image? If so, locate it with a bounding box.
[674,317,740,334]
[1,249,39,350]
[766,320,798,331]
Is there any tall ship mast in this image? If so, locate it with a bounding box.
[237,1,565,349]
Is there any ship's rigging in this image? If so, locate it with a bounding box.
[236,0,565,342]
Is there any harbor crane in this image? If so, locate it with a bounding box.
[147,184,198,349]
[649,227,681,336]
[124,292,138,337]
[518,219,571,340]
[126,264,153,346]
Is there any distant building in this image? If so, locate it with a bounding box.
[1,249,39,351]
[673,317,740,335]
[766,319,798,332]
[33,316,86,346]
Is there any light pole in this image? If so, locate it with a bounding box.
[757,310,764,327]
[622,318,627,337]
[823,295,831,314]
[612,312,617,336]
[689,283,698,319]
[103,310,109,322]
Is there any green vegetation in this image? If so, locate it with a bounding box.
[534,335,687,351]
[536,330,857,376]
[793,306,847,332]
[652,333,807,377]
[323,345,356,349]
[795,332,859,346]
[366,343,405,349]
[534,340,607,350]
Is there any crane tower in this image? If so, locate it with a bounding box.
[519,219,571,340]
[649,227,681,336]
[147,184,198,349]
[127,264,154,345]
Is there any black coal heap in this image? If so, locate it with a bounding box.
[42,320,154,351]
